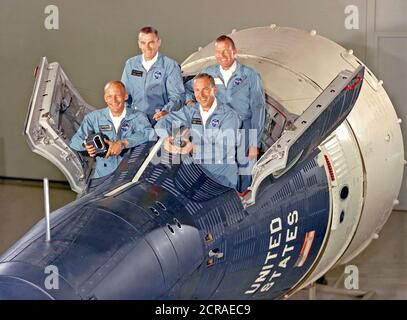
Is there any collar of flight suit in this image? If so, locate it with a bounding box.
[190,101,231,126]
[100,107,142,123]
[215,60,243,84]
[133,51,165,72]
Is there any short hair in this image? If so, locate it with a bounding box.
[215,35,236,50]
[104,80,126,91]
[139,26,159,38]
[194,73,216,88]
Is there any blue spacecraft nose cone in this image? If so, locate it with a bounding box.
[91,224,205,299]
[0,261,79,300]
[0,277,53,300]
[0,215,205,300]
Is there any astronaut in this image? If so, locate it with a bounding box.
[185,35,266,192]
[121,26,185,124]
[155,73,241,189]
[70,81,154,178]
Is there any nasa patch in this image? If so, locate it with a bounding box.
[234,77,243,86]
[120,122,130,133]
[210,118,220,128]
[153,70,162,80]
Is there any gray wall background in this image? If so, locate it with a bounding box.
[0,0,405,207]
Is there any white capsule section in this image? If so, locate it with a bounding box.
[181,26,404,289]
[291,123,365,293]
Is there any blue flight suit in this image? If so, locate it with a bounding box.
[155,101,241,189]
[70,108,154,178]
[121,52,185,124]
[185,61,266,191]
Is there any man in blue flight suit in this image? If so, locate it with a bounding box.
[155,73,241,189]
[70,81,154,178]
[185,35,266,192]
[121,26,185,124]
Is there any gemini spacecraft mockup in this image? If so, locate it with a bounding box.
[0,26,404,299]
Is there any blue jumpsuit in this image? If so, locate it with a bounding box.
[121,52,185,124]
[155,101,241,189]
[70,108,154,178]
[185,61,266,191]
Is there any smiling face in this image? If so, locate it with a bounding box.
[215,39,237,70]
[138,32,161,61]
[104,82,128,116]
[193,76,216,111]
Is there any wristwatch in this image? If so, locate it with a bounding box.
[119,141,126,150]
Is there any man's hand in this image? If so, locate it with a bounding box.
[185,99,194,106]
[104,139,126,158]
[163,136,193,154]
[248,146,260,160]
[84,137,97,157]
[153,110,168,121]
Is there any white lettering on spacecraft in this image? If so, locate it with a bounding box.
[245,210,299,295]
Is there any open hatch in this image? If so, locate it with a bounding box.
[24,57,95,193]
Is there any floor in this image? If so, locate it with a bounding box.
[289,210,407,300]
[0,180,406,299]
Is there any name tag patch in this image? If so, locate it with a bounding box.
[131,69,143,77]
[99,124,113,131]
[192,118,202,125]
